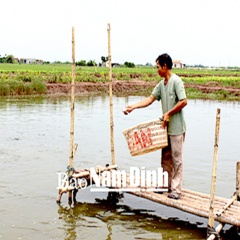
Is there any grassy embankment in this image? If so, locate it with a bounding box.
[0,64,240,100]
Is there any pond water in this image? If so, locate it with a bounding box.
[0,96,240,240]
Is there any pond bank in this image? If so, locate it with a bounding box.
[46,80,240,100]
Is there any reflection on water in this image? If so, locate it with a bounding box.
[0,96,240,239]
[57,191,206,240]
[57,190,240,240]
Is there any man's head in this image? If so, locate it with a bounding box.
[156,53,172,77]
[156,53,173,69]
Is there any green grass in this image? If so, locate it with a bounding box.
[182,76,240,87]
[0,63,72,73]
[2,64,240,83]
[1,63,239,74]
[185,87,240,101]
[0,78,47,96]
[0,63,240,100]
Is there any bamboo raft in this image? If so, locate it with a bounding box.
[128,187,240,227]
[57,165,240,227]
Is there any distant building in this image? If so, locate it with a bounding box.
[13,58,19,63]
[112,63,120,67]
[102,60,120,67]
[19,58,43,64]
[173,60,185,68]
[102,60,109,67]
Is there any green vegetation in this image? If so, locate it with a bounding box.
[185,87,239,101]
[124,61,135,68]
[0,54,15,64]
[0,63,240,100]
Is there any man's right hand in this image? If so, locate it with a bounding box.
[123,106,133,115]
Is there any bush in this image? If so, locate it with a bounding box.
[76,60,86,66]
[124,61,135,68]
[87,60,97,66]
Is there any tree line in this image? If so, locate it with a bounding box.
[76,56,136,68]
[0,54,15,63]
[0,54,144,68]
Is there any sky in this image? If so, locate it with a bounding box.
[1,0,240,67]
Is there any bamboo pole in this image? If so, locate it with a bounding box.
[56,28,77,204]
[69,27,75,169]
[67,27,76,203]
[207,223,224,240]
[107,23,115,165]
[216,194,236,216]
[207,108,221,236]
[237,162,240,201]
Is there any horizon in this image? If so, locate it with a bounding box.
[1,54,239,68]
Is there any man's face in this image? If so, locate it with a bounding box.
[156,61,166,77]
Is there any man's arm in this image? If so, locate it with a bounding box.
[123,95,156,114]
[162,98,187,128]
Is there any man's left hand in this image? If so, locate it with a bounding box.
[162,112,170,128]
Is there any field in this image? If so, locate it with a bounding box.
[0,63,240,100]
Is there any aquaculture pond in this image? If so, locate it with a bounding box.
[0,96,240,240]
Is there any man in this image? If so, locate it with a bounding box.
[123,53,187,200]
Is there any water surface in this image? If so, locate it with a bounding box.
[0,96,239,240]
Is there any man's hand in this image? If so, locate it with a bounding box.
[161,98,187,128]
[122,95,156,115]
[162,112,170,128]
[123,105,134,115]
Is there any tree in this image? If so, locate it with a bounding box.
[6,55,14,63]
[124,61,135,68]
[101,56,108,63]
[0,54,6,63]
[0,54,15,63]
[76,60,86,66]
[87,60,97,66]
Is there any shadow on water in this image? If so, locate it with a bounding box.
[57,192,208,240]
[57,192,240,240]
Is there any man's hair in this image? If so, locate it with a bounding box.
[156,53,173,69]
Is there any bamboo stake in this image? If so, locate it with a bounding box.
[72,164,118,178]
[107,23,115,165]
[67,27,76,203]
[207,108,221,235]
[237,162,240,201]
[216,194,236,216]
[57,27,76,204]
[207,223,224,240]
[69,27,75,169]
